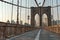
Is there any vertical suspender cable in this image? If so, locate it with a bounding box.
[50,0,52,26]
[15,0,19,35]
[11,0,13,23]
[51,0,54,26]
[56,0,59,25]
[20,0,22,24]
[10,0,14,36]
[2,2,3,39]
[27,0,30,24]
[25,0,27,24]
[17,0,19,24]
[3,4,7,21]
[56,0,59,32]
[2,2,3,21]
[5,3,7,22]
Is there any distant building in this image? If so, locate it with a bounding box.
[7,20,10,23]
[11,20,15,24]
[24,23,30,26]
[20,20,23,25]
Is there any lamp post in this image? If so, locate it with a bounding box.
[51,15,53,26]
[27,15,30,25]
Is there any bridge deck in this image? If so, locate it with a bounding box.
[6,29,39,40]
[6,29,60,40]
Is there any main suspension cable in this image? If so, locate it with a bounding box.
[0,0,30,9]
[42,0,45,6]
[34,0,39,7]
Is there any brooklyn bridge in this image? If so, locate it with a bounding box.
[0,0,60,40]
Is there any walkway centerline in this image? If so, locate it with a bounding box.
[35,29,41,40]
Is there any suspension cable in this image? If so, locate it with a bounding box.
[25,0,27,24]
[27,0,30,24]
[5,2,7,22]
[20,0,22,24]
[51,5,60,8]
[0,0,30,9]
[17,0,19,24]
[34,0,39,7]
[2,2,3,21]
[1,2,4,39]
[56,0,59,25]
[11,0,13,23]
[51,0,54,26]
[10,0,14,36]
[42,0,45,6]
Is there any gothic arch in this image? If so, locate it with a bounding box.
[35,13,40,27]
[42,13,48,26]
[31,6,51,27]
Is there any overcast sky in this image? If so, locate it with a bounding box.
[0,0,60,24]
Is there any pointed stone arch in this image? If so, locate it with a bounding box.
[35,14,40,27]
[31,6,51,27]
[42,13,48,26]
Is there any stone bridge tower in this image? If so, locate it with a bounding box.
[31,6,51,27]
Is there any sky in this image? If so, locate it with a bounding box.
[0,0,43,24]
[0,0,60,25]
[44,0,60,20]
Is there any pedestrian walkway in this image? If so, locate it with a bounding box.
[6,29,60,40]
[39,29,60,40]
[7,29,39,40]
